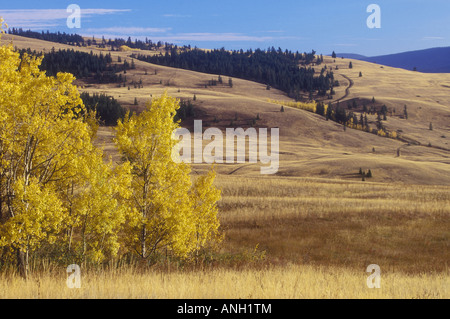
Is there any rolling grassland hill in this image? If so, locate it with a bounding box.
[3,34,450,185]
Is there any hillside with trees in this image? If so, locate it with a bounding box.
[8,28,85,46]
[133,48,334,100]
[17,48,131,83]
[8,28,182,52]
[80,92,126,126]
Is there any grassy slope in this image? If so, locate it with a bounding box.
[3,34,450,185]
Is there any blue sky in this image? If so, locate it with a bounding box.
[1,0,449,56]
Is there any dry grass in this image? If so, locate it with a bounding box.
[0,264,447,299]
[1,175,447,299]
[216,176,449,274]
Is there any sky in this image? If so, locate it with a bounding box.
[1,0,449,56]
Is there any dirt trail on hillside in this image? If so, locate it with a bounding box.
[334,74,354,103]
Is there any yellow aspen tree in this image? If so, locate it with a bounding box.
[0,19,124,276]
[189,169,222,254]
[377,129,387,137]
[0,178,64,272]
[65,149,132,264]
[115,92,221,261]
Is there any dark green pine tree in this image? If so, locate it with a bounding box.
[326,104,333,121]
[363,104,368,113]
[316,102,325,116]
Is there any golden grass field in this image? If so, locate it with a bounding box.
[0,175,448,298]
[1,35,449,299]
[0,264,447,299]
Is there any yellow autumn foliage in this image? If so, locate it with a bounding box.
[119,45,132,52]
[0,19,132,274]
[116,92,222,260]
[268,99,317,113]
[0,18,222,274]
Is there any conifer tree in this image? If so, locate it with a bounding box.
[316,102,325,116]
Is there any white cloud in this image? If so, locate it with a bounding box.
[0,8,131,29]
[0,8,300,44]
[163,14,192,18]
[147,33,274,42]
[422,36,445,40]
[79,31,300,44]
[81,9,131,16]
[84,27,171,35]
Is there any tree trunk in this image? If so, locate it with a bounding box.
[141,169,149,259]
[16,249,28,280]
[141,225,147,258]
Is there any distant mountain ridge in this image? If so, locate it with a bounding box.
[335,53,368,60]
[335,47,450,73]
